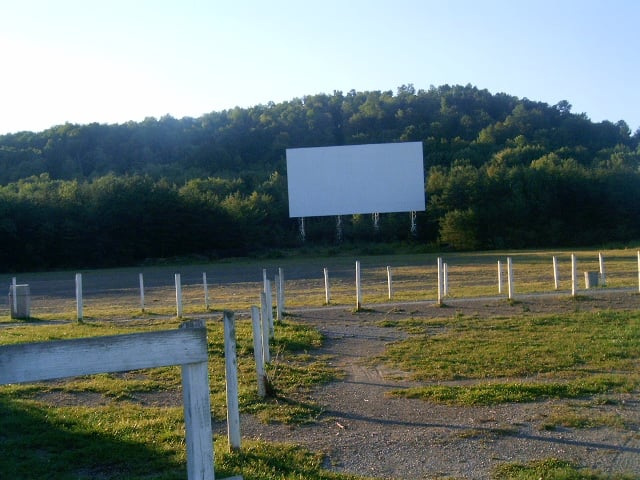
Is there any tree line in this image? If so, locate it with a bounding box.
[1,84,639,271]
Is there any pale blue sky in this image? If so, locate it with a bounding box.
[1,0,639,135]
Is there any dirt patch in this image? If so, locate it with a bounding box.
[239,293,640,479]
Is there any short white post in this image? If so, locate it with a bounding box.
[552,256,559,290]
[266,279,274,338]
[75,273,83,321]
[437,257,443,305]
[278,267,285,314]
[251,306,267,398]
[599,252,606,286]
[497,261,502,294]
[637,251,640,293]
[355,260,362,310]
[260,292,270,363]
[443,262,449,297]
[223,311,241,452]
[386,266,393,300]
[571,254,577,297]
[175,273,183,318]
[139,273,145,312]
[323,267,331,304]
[11,277,17,316]
[203,272,210,310]
[275,274,282,322]
[507,257,514,300]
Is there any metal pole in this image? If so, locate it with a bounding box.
[387,266,393,300]
[497,260,502,294]
[552,256,559,290]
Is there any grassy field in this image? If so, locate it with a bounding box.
[2,247,640,321]
[2,248,640,479]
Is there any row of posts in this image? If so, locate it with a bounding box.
[7,251,637,320]
[325,251,628,311]
[8,268,287,322]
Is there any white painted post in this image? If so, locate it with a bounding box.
[497,261,502,294]
[260,292,270,364]
[250,306,266,398]
[443,262,449,297]
[637,251,640,293]
[387,266,393,300]
[599,252,606,286]
[203,272,210,310]
[175,273,183,318]
[139,273,145,312]
[274,274,280,320]
[507,257,514,300]
[323,267,331,304]
[278,267,285,314]
[571,254,577,297]
[355,260,362,310]
[437,257,443,305]
[223,311,241,452]
[75,273,83,321]
[11,277,17,316]
[552,256,559,290]
[179,320,216,480]
[266,279,274,338]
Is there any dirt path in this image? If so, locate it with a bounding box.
[240,296,640,479]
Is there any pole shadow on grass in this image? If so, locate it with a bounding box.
[0,395,186,480]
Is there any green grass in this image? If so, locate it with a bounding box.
[0,315,370,479]
[380,310,640,405]
[392,375,636,406]
[0,396,377,479]
[493,458,639,479]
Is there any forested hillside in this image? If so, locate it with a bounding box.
[1,84,639,271]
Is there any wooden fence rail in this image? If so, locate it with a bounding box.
[0,320,239,480]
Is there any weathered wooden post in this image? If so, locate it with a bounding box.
[571,254,577,297]
[223,311,241,451]
[139,273,145,312]
[75,273,83,321]
[355,260,362,310]
[507,257,514,300]
[323,267,331,304]
[175,273,183,318]
[552,256,559,290]
[387,266,393,300]
[250,306,266,398]
[203,272,210,310]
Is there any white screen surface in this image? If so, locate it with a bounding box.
[286,142,425,218]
